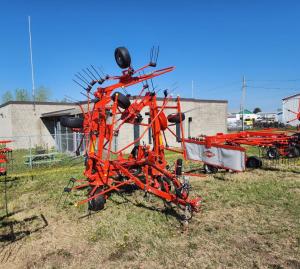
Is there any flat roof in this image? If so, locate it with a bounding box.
[41,108,77,117]
[0,100,75,109]
[257,112,277,114]
[1,96,227,108]
[1,96,228,116]
[282,93,300,101]
[78,96,228,104]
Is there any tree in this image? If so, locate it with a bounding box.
[35,86,51,102]
[15,88,30,101]
[2,90,13,103]
[253,107,262,114]
[3,87,52,103]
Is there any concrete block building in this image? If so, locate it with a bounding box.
[0,97,228,152]
[282,93,300,126]
[0,101,76,149]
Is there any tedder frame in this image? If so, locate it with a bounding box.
[61,47,201,216]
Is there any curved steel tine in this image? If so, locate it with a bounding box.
[87,67,98,80]
[82,69,94,81]
[73,79,86,89]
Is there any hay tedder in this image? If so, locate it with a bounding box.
[184,129,300,173]
[61,47,201,215]
[0,140,13,176]
[0,140,12,216]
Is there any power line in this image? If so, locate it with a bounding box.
[247,79,300,82]
[247,86,300,90]
[199,81,241,95]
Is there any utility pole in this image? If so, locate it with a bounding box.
[241,75,246,131]
[28,16,36,111]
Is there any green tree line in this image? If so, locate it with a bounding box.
[1,87,51,103]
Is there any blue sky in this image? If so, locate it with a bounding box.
[0,0,300,111]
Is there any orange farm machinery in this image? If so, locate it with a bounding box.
[0,140,12,176]
[184,129,300,173]
[61,47,201,216]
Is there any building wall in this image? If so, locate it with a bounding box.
[0,99,227,152]
[180,101,227,136]
[113,98,227,152]
[0,105,13,137]
[0,102,76,148]
[282,95,300,126]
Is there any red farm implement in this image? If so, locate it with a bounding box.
[184,129,300,173]
[0,140,12,217]
[60,47,201,216]
[207,130,300,159]
[0,140,13,176]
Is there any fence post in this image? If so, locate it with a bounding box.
[66,128,69,152]
[29,136,32,169]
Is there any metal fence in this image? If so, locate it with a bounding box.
[0,133,85,154]
[227,120,287,131]
[0,133,86,170]
[1,133,299,172]
[257,148,300,171]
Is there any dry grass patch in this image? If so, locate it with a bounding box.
[0,158,299,268]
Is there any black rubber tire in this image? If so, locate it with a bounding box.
[246,156,262,169]
[203,164,218,174]
[88,188,106,211]
[296,145,300,156]
[167,113,186,123]
[60,117,83,129]
[266,147,279,160]
[175,158,183,176]
[291,133,300,142]
[287,146,300,158]
[114,47,131,69]
[111,92,131,109]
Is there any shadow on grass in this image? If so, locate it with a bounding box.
[260,166,300,173]
[0,214,48,244]
[73,184,190,223]
[212,171,231,181]
[111,193,186,223]
[0,209,25,222]
[0,213,48,263]
[78,208,108,220]
[0,177,21,184]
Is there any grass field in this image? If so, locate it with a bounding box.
[0,152,299,269]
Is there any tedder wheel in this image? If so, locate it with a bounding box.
[167,112,186,123]
[287,146,300,158]
[60,116,83,129]
[291,133,300,141]
[203,164,218,174]
[88,188,106,211]
[266,147,279,160]
[175,158,183,176]
[114,47,131,69]
[111,92,131,109]
[246,156,262,169]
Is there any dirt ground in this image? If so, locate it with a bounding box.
[0,161,300,269]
